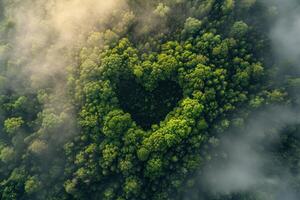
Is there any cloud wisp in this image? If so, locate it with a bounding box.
[201,106,300,199]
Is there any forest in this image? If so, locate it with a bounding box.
[0,0,300,199]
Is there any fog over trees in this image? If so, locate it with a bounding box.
[0,0,300,200]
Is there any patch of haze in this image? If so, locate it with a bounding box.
[263,0,300,68]
[187,1,300,198]
[201,106,300,199]
[0,0,129,196]
[7,0,127,89]
[1,0,128,149]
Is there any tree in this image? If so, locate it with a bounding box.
[182,17,202,36]
[103,110,133,138]
[123,177,141,197]
[101,144,119,169]
[28,140,48,155]
[145,157,164,179]
[230,21,249,37]
[4,117,24,136]
[137,147,149,161]
[24,176,41,195]
[0,146,15,163]
[154,3,170,17]
[222,0,235,14]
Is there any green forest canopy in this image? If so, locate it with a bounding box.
[0,0,300,200]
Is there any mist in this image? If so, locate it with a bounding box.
[5,0,127,89]
[2,0,300,199]
[1,0,131,142]
[200,106,300,199]
[266,0,300,67]
[187,0,300,199]
[0,0,131,197]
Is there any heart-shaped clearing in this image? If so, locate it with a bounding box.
[116,78,183,129]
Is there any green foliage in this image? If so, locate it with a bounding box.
[4,117,24,135]
[183,17,203,35]
[28,140,48,155]
[0,146,15,163]
[24,176,41,194]
[0,0,298,200]
[154,3,170,17]
[230,21,249,37]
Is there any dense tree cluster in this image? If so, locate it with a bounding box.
[0,0,299,200]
